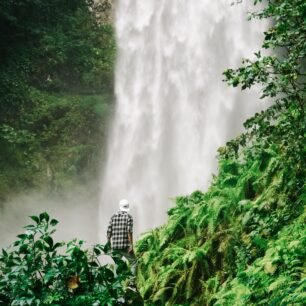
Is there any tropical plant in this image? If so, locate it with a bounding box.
[0,213,143,306]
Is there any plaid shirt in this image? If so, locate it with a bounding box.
[107,211,133,250]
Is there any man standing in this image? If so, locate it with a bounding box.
[107,199,134,263]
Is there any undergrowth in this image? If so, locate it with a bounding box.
[0,213,143,305]
[135,105,305,305]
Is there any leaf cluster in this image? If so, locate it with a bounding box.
[224,0,305,102]
[223,0,305,158]
[0,212,142,306]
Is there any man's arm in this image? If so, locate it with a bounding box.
[128,232,133,246]
[127,215,133,252]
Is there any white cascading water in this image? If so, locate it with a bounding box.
[100,0,267,238]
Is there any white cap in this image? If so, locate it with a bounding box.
[119,199,130,212]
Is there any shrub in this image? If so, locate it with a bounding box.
[0,212,143,306]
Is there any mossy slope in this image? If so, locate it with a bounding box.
[136,123,305,305]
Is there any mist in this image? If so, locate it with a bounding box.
[0,184,100,250]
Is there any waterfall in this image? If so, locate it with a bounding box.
[100,0,267,238]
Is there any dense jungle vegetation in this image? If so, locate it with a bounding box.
[136,0,305,305]
[0,0,305,305]
[0,0,115,201]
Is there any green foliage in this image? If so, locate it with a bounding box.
[0,0,116,199]
[135,0,305,305]
[226,0,305,101]
[0,0,115,92]
[0,213,143,306]
[0,89,113,199]
[136,140,305,305]
[223,0,305,162]
[213,211,306,305]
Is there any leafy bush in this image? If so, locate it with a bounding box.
[0,213,143,306]
[0,0,116,199]
[0,90,114,199]
[135,140,305,305]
